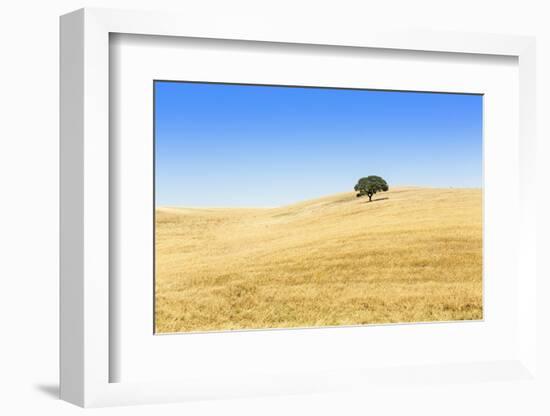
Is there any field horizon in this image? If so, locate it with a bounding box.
[158,185,480,210]
[155,187,483,333]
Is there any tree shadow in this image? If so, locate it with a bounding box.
[34,383,59,399]
[366,197,389,203]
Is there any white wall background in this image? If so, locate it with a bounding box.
[1,1,548,415]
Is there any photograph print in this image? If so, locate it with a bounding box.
[154,81,483,333]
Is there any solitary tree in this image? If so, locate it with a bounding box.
[354,176,389,201]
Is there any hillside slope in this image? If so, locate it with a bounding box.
[155,187,482,333]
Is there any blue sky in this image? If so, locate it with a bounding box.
[155,81,482,207]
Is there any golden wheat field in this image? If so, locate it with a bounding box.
[155,187,482,333]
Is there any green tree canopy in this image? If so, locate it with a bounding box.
[354,176,389,201]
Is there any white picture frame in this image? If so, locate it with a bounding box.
[60,7,538,408]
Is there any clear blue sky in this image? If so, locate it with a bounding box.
[155,81,482,207]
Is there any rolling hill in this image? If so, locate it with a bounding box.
[155,187,482,333]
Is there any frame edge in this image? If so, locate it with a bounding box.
[59,8,85,407]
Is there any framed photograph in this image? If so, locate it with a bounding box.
[60,8,538,408]
[152,81,483,335]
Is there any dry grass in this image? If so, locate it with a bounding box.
[155,187,482,333]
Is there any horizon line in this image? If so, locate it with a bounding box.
[156,185,482,210]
